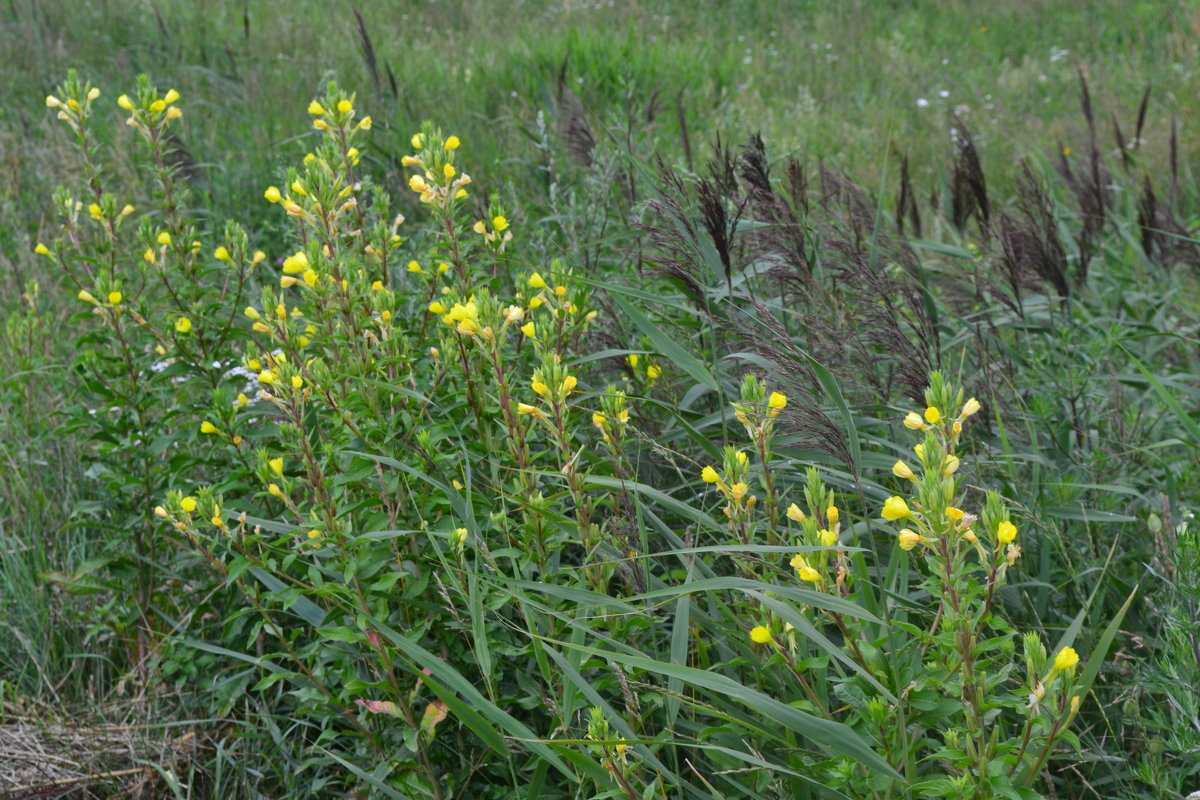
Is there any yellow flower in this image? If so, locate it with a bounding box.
[903,412,926,430]
[411,133,424,149]
[493,215,509,231]
[165,106,182,121]
[117,94,134,110]
[269,457,284,476]
[244,306,262,320]
[1053,646,1079,671]
[291,375,303,390]
[626,354,639,369]
[946,507,965,521]
[790,555,822,583]
[560,375,577,396]
[786,503,805,522]
[258,370,276,385]
[282,252,309,273]
[428,301,446,315]
[647,364,662,379]
[211,515,224,528]
[521,321,535,338]
[892,460,915,480]
[701,466,720,484]
[407,260,423,274]
[313,119,330,131]
[175,317,192,333]
[268,483,285,499]
[942,454,960,476]
[445,135,460,150]
[235,393,248,408]
[200,421,219,434]
[214,246,231,261]
[156,231,172,246]
[897,529,921,550]
[180,496,197,513]
[528,272,547,289]
[443,163,456,180]
[34,243,50,256]
[881,496,911,521]
[107,291,122,305]
[767,391,787,411]
[730,482,749,501]
[532,380,550,398]
[962,397,981,417]
[337,98,352,114]
[749,626,772,644]
[308,100,326,116]
[303,269,318,287]
[818,528,838,547]
[357,116,372,130]
[401,155,420,166]
[826,506,839,525]
[280,276,299,288]
[924,406,941,424]
[154,506,168,518]
[307,529,322,539]
[149,99,165,113]
[997,520,1017,544]
[264,186,282,203]
[163,89,179,104]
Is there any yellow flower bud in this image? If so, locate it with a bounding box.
[892,460,915,480]
[749,626,772,644]
[107,291,122,305]
[214,246,231,261]
[647,364,662,379]
[165,106,182,120]
[997,520,1017,544]
[154,505,168,518]
[407,260,423,274]
[924,406,941,424]
[180,496,197,513]
[411,133,424,149]
[946,507,965,521]
[200,421,219,434]
[903,412,926,430]
[156,231,171,246]
[163,89,180,104]
[117,94,133,110]
[701,466,720,484]
[521,321,535,338]
[942,454,960,476]
[445,135,460,150]
[962,397,981,417]
[264,186,282,203]
[258,370,275,385]
[337,99,352,114]
[881,496,911,521]
[1053,646,1079,671]
[78,290,97,304]
[34,243,50,256]
[175,317,192,333]
[528,272,547,289]
[819,528,838,547]
[443,163,456,179]
[149,99,165,112]
[308,100,325,116]
[897,529,921,550]
[786,503,805,522]
[47,95,63,107]
[87,87,101,101]
[357,116,371,130]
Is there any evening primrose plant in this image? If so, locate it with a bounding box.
[41,72,1103,798]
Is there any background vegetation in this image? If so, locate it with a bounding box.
[2,1,1199,797]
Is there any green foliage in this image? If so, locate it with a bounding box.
[5,5,1200,798]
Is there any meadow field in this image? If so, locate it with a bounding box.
[2,1,1200,797]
